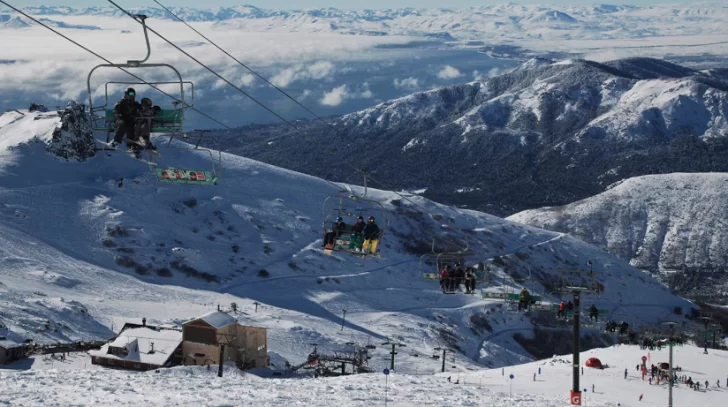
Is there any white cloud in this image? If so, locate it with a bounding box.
[270,67,298,88]
[270,61,335,88]
[394,77,420,90]
[307,61,334,79]
[359,82,373,98]
[320,85,349,106]
[472,67,502,81]
[438,65,462,79]
[239,74,256,87]
[300,89,312,99]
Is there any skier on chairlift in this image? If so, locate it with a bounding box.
[589,304,599,322]
[464,267,476,294]
[135,97,157,151]
[440,265,451,292]
[518,287,531,312]
[362,216,380,255]
[323,216,347,249]
[111,87,141,157]
[348,216,366,252]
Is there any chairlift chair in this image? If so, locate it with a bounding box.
[321,171,388,256]
[86,14,221,185]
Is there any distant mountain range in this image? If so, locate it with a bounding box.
[220,57,728,216]
[5,4,727,42]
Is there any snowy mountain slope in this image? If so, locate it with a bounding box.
[2,344,726,406]
[508,173,728,303]
[0,107,692,371]
[224,57,728,216]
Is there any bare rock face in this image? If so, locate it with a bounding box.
[48,101,96,161]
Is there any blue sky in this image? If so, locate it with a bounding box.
[8,0,697,9]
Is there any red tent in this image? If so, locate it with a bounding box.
[585,357,602,369]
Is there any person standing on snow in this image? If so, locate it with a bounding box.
[624,368,628,379]
[348,216,366,251]
[111,88,141,155]
[361,216,380,255]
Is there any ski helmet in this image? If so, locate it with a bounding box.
[357,216,363,220]
[125,87,136,97]
[368,216,375,221]
[336,216,343,221]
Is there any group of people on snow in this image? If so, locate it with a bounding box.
[439,264,477,294]
[110,87,162,157]
[323,215,381,255]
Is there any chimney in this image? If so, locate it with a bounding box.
[142,318,146,327]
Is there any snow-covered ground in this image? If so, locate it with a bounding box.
[1,344,726,406]
[0,107,693,371]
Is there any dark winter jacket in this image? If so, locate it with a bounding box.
[351,220,365,234]
[363,222,380,239]
[330,221,347,235]
[453,267,464,280]
[114,99,140,123]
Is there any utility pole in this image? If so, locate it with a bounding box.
[664,322,678,407]
[381,340,405,371]
[434,347,447,373]
[341,309,347,332]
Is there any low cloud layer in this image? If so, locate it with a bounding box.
[394,77,420,90]
[437,65,462,79]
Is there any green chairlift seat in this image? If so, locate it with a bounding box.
[94,109,183,133]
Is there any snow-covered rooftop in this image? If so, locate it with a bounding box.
[188,311,236,329]
[89,327,182,367]
[0,327,24,349]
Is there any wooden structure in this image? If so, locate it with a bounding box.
[182,311,268,369]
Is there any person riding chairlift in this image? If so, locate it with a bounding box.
[518,287,531,312]
[348,216,366,251]
[323,216,347,249]
[589,304,599,322]
[362,216,380,255]
[111,87,141,155]
[135,97,157,151]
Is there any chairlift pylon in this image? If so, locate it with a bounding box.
[86,14,221,185]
